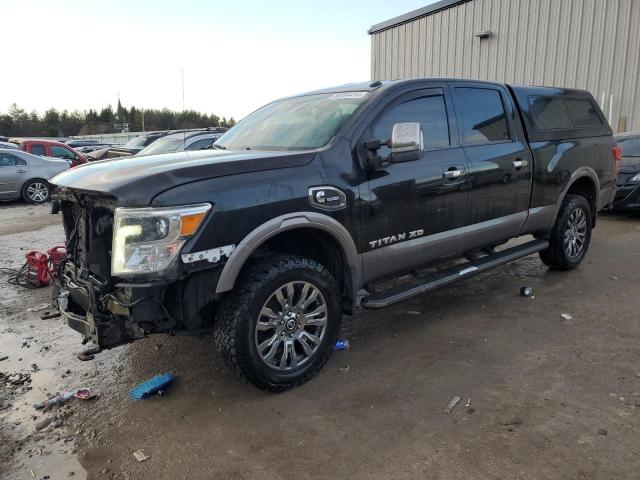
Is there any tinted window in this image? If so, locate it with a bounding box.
[51,146,75,159]
[529,96,573,130]
[617,137,640,157]
[455,88,510,144]
[566,98,603,127]
[30,144,46,156]
[185,137,215,150]
[0,153,25,166]
[372,95,450,156]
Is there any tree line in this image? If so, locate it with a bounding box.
[0,103,236,138]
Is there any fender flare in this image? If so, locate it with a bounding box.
[549,167,600,229]
[215,212,362,294]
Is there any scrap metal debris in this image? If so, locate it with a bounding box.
[444,396,461,414]
[560,313,573,320]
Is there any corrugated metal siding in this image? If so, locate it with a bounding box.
[370,0,640,132]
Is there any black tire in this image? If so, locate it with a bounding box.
[213,255,342,392]
[21,179,50,204]
[539,194,592,270]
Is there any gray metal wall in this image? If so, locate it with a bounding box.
[370,0,640,132]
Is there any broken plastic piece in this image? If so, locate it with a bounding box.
[133,449,150,462]
[334,340,350,351]
[444,396,461,414]
[130,373,175,400]
[560,313,573,320]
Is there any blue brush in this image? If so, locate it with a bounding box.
[129,373,175,400]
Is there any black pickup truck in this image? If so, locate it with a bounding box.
[50,79,617,391]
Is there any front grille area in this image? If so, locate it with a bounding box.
[59,192,116,281]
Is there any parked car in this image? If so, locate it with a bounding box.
[10,139,88,168]
[0,141,19,150]
[50,79,617,391]
[87,132,170,160]
[136,129,227,156]
[75,144,118,154]
[65,139,104,148]
[0,148,69,203]
[611,132,640,210]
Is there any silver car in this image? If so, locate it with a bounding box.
[0,148,69,203]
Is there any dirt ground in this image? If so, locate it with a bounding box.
[1,201,639,480]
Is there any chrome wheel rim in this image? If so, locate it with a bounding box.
[564,208,587,259]
[255,281,328,371]
[27,182,48,202]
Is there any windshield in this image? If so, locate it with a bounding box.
[124,136,148,148]
[137,137,185,156]
[617,136,640,157]
[214,92,369,151]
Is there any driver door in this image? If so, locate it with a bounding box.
[359,86,470,283]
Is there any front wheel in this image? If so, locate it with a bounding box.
[539,194,592,270]
[214,255,342,392]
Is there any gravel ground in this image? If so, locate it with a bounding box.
[1,202,639,480]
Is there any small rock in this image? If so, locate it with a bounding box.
[502,416,522,427]
[598,428,608,436]
[35,417,52,431]
[339,365,350,372]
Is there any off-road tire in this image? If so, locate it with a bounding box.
[21,179,50,204]
[539,194,592,270]
[213,255,342,392]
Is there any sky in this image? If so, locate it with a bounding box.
[0,0,435,120]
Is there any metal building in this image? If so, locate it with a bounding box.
[369,0,640,132]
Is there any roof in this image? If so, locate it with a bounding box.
[369,0,471,34]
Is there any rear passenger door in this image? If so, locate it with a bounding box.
[450,83,533,250]
[0,153,29,197]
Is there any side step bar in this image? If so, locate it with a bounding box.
[361,238,549,310]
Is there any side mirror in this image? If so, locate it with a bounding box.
[389,122,423,163]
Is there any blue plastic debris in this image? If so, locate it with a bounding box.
[129,373,175,400]
[334,340,350,351]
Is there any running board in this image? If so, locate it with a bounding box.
[361,239,549,310]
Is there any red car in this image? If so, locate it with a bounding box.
[10,139,88,168]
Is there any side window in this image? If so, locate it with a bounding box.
[185,138,214,151]
[30,144,46,156]
[454,88,511,145]
[529,96,573,130]
[372,95,450,157]
[51,146,76,160]
[566,98,603,127]
[0,153,24,167]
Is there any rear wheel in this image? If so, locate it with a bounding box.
[214,255,342,392]
[21,179,50,204]
[539,194,592,270]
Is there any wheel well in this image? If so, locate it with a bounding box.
[238,228,354,313]
[566,176,597,227]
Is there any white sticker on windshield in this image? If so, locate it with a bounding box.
[328,92,368,100]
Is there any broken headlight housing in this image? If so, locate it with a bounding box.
[112,203,211,275]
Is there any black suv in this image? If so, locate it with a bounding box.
[51,79,617,391]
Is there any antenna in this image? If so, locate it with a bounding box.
[181,67,186,143]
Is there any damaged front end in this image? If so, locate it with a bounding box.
[53,189,223,350]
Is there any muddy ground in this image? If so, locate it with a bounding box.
[1,202,639,480]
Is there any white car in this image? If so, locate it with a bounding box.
[0,148,69,203]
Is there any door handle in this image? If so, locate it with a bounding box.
[16,169,27,173]
[443,169,465,179]
[512,159,528,170]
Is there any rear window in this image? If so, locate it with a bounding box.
[529,95,603,130]
[617,136,640,157]
[30,144,46,156]
[566,98,603,127]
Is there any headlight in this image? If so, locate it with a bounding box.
[629,173,640,183]
[112,203,211,275]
